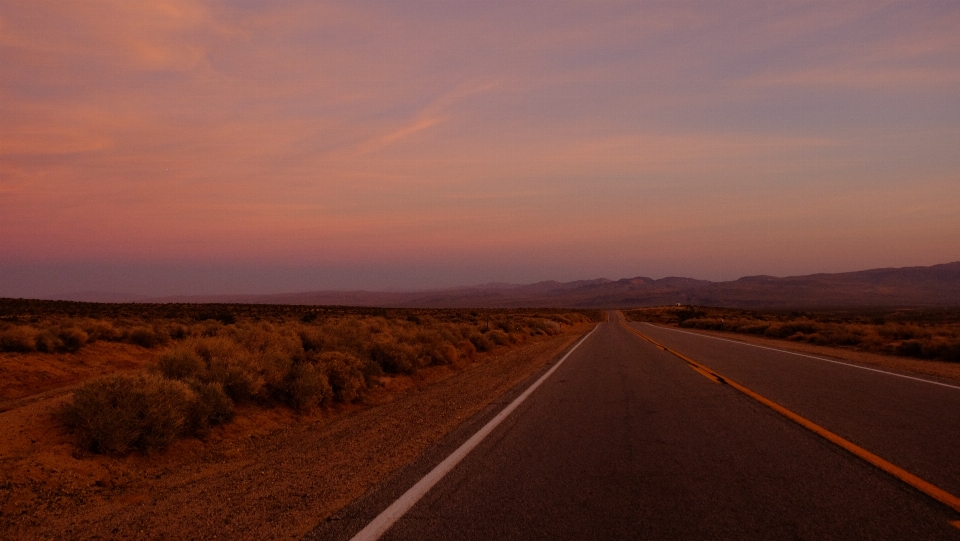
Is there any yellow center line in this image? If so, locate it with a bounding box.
[688,363,722,383]
[617,315,960,518]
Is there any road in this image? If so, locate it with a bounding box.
[306,312,960,540]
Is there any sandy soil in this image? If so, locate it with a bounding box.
[648,324,960,382]
[0,342,152,408]
[0,324,592,540]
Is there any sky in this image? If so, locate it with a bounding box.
[1,1,959,297]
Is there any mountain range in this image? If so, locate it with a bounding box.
[42,261,960,309]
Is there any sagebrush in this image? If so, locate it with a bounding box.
[46,303,602,454]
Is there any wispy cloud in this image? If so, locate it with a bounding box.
[347,81,497,156]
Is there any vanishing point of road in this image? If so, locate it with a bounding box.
[307,312,960,540]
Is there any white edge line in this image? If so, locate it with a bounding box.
[636,322,960,391]
[349,323,602,541]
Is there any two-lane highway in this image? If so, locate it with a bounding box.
[308,313,960,540]
[630,318,960,501]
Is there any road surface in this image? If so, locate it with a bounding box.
[306,312,960,540]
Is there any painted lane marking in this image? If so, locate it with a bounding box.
[637,322,960,391]
[619,320,960,518]
[687,362,721,383]
[349,324,601,541]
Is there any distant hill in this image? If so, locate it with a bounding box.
[46,262,960,309]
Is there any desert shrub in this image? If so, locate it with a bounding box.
[369,338,417,374]
[739,323,770,335]
[57,326,89,352]
[468,333,494,353]
[299,327,326,352]
[127,326,163,348]
[62,373,194,455]
[196,309,236,325]
[191,335,241,363]
[155,346,205,380]
[440,343,459,365]
[895,340,924,357]
[487,330,512,346]
[196,320,224,337]
[205,353,263,403]
[34,331,62,352]
[681,318,722,330]
[259,350,295,399]
[156,337,264,403]
[184,381,234,436]
[762,324,786,338]
[764,321,819,338]
[78,319,122,342]
[228,322,300,358]
[937,341,960,363]
[317,351,367,402]
[0,326,37,352]
[456,339,477,362]
[166,323,189,340]
[316,317,369,354]
[823,330,862,346]
[38,303,594,454]
[284,363,331,410]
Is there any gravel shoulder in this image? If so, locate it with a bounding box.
[0,324,593,540]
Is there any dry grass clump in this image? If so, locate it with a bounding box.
[625,306,960,363]
[51,306,601,455]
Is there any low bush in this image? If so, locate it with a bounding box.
[185,381,234,435]
[468,333,494,353]
[369,338,417,374]
[316,351,368,403]
[34,331,63,353]
[284,363,331,411]
[79,319,122,342]
[456,339,477,362]
[487,330,513,346]
[58,326,89,352]
[62,373,194,455]
[155,345,205,380]
[127,326,165,348]
[0,326,38,352]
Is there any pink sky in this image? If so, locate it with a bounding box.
[2,1,959,296]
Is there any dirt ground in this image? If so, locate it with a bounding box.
[0,342,153,407]
[649,323,960,382]
[0,324,593,540]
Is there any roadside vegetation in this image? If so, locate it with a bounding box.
[0,298,601,455]
[624,306,960,363]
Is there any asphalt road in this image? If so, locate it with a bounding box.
[307,313,960,540]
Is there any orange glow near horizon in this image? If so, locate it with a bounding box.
[1,1,959,296]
